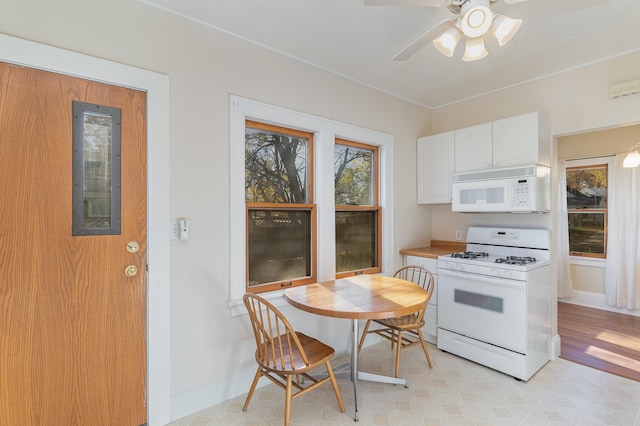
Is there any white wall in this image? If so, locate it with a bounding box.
[0,0,432,422]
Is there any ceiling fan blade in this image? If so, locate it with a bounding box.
[501,0,530,4]
[393,18,455,61]
[364,0,453,6]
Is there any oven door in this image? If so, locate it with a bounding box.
[438,268,526,354]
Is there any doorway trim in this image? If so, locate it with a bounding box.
[0,34,171,425]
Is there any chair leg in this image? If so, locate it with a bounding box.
[285,374,293,426]
[242,366,263,411]
[357,320,372,353]
[394,331,403,378]
[325,361,345,412]
[417,329,433,368]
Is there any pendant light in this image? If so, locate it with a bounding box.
[623,143,640,168]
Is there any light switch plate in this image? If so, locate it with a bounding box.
[169,222,180,240]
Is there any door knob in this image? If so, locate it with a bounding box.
[124,265,138,277]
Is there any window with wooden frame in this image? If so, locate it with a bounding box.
[566,161,608,258]
[334,139,381,277]
[245,120,316,293]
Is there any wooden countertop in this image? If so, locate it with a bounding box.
[399,240,466,259]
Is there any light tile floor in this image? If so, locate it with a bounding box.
[170,341,640,425]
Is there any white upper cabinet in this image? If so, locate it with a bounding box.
[454,111,551,173]
[453,122,492,173]
[492,111,551,169]
[417,131,454,204]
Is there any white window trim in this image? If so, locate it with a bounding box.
[228,96,394,316]
[565,156,612,266]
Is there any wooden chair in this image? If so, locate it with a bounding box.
[242,293,345,425]
[357,265,435,378]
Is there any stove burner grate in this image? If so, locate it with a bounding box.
[451,251,489,259]
[495,256,536,265]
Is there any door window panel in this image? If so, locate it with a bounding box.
[72,101,121,236]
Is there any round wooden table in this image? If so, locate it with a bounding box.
[285,274,428,421]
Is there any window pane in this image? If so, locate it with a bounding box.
[245,127,308,204]
[568,212,606,255]
[334,144,373,206]
[566,166,607,209]
[336,211,378,273]
[247,209,312,286]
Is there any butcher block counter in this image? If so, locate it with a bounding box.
[400,240,466,259]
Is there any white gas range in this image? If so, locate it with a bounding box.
[437,227,551,381]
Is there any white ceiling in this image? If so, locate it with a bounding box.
[138,0,640,108]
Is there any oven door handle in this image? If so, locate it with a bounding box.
[438,269,525,288]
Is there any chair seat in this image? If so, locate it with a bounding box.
[259,332,336,373]
[374,314,424,330]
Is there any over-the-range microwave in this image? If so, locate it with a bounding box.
[451,164,550,213]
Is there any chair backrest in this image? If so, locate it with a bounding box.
[243,293,309,371]
[393,265,435,322]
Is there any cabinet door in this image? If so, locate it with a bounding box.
[404,255,438,344]
[417,132,454,204]
[492,111,540,168]
[454,122,492,173]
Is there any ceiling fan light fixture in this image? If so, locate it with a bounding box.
[461,4,493,38]
[491,14,523,46]
[433,25,463,57]
[462,36,488,61]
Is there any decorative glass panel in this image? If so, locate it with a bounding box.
[72,102,121,236]
[247,209,312,286]
[335,210,378,272]
[334,144,374,205]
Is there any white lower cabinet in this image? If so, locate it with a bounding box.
[404,255,438,344]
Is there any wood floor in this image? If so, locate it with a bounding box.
[558,302,640,382]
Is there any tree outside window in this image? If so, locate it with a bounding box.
[334,139,381,276]
[566,163,608,258]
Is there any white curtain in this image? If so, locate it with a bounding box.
[557,160,574,298]
[605,155,640,310]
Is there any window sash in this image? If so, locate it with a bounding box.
[565,160,609,259]
[567,210,607,258]
[246,204,317,292]
[334,139,381,277]
[245,120,316,293]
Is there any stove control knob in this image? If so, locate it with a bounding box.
[502,270,512,278]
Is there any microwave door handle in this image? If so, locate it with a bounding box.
[505,181,515,207]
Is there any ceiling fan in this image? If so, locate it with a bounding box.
[364,0,528,61]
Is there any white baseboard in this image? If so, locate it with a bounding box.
[559,290,640,317]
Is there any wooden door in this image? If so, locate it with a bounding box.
[0,62,147,425]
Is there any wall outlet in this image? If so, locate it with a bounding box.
[455,230,462,241]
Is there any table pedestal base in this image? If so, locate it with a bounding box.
[348,319,408,421]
